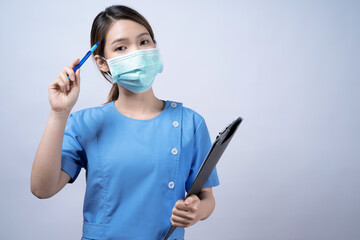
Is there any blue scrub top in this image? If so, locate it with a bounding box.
[61,100,220,240]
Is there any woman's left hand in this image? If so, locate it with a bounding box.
[170,194,201,228]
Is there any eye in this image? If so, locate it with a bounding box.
[116,46,126,51]
[140,40,150,45]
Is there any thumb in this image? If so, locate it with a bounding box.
[70,58,80,69]
[74,68,81,87]
[184,197,193,205]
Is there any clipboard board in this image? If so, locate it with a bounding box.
[163,116,243,240]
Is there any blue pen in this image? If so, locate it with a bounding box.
[67,41,100,79]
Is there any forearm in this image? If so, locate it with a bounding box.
[31,110,70,197]
[198,190,216,221]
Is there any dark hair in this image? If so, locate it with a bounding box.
[90,5,157,105]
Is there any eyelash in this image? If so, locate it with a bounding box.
[116,46,126,51]
[115,40,150,51]
[141,40,150,45]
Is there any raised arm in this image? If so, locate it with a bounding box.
[30,59,81,199]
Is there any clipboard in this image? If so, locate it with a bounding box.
[163,116,243,240]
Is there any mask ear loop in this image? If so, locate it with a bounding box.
[102,56,114,84]
[105,72,113,83]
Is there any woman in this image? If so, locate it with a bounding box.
[31,5,219,240]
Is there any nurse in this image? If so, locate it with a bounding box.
[31,5,219,240]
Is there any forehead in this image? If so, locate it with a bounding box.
[106,19,149,42]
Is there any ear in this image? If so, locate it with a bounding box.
[94,54,110,72]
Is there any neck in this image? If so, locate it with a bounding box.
[114,84,164,115]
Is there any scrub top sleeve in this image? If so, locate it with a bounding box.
[61,113,87,184]
[185,117,220,193]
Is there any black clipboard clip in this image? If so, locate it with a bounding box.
[163,116,243,240]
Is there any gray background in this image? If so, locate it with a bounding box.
[0,0,359,239]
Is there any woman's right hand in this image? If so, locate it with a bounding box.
[48,59,81,114]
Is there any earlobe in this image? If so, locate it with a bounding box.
[94,54,110,72]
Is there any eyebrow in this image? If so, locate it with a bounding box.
[111,32,150,45]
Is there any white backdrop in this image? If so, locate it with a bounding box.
[0,0,359,239]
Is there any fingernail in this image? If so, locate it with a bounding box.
[67,85,70,91]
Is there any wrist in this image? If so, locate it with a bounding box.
[49,110,71,120]
[198,200,208,221]
[198,192,215,221]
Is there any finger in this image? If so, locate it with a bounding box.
[171,215,190,226]
[59,71,71,92]
[171,218,187,228]
[74,68,81,87]
[175,200,188,210]
[175,199,198,211]
[64,66,75,81]
[52,78,66,93]
[185,195,200,205]
[172,208,196,221]
[70,58,80,69]
[57,78,67,93]
[171,221,187,228]
[175,199,184,205]
[184,196,194,205]
[177,202,198,213]
[49,80,60,91]
[175,202,193,212]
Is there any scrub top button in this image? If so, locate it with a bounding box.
[172,121,179,128]
[168,181,175,189]
[170,102,177,108]
[171,147,178,155]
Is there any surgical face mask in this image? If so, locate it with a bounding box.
[103,48,163,93]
